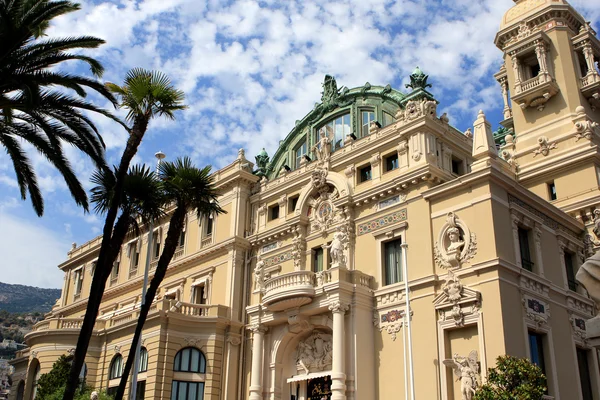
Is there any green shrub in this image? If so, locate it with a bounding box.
[474,355,547,400]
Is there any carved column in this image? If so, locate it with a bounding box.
[557,239,569,290]
[329,301,349,400]
[534,224,545,277]
[511,52,522,92]
[500,78,512,120]
[535,40,549,82]
[249,324,267,400]
[511,214,523,268]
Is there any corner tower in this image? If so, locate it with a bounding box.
[495,0,600,231]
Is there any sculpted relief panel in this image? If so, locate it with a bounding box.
[296,332,333,375]
[443,351,481,400]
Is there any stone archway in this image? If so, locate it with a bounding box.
[16,380,25,400]
[23,358,39,400]
[268,320,334,400]
[294,168,352,219]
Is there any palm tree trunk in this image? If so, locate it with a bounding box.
[64,117,149,400]
[114,205,186,400]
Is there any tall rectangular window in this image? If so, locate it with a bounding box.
[193,284,206,305]
[577,347,594,400]
[518,228,534,272]
[295,141,307,170]
[547,181,557,201]
[111,260,119,281]
[269,205,280,221]
[385,153,399,172]
[152,231,160,259]
[289,195,299,214]
[73,269,83,296]
[313,247,324,273]
[129,242,140,271]
[565,252,578,291]
[205,216,214,237]
[359,165,372,183]
[528,331,546,375]
[178,231,185,248]
[384,239,403,285]
[361,111,375,138]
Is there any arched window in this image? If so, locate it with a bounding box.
[139,347,148,372]
[174,347,206,373]
[16,380,24,400]
[109,354,123,380]
[171,347,206,400]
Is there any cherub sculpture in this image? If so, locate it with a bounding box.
[443,350,480,400]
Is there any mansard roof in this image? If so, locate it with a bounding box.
[260,72,436,179]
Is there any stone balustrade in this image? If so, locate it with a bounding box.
[201,235,213,248]
[27,299,228,339]
[519,75,541,92]
[263,271,316,311]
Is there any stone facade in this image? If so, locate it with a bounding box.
[9,1,600,399]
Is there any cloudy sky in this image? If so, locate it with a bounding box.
[1,0,600,288]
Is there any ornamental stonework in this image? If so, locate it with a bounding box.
[357,209,407,236]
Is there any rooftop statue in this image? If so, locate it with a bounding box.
[406,66,432,91]
[321,74,340,106]
[254,148,270,178]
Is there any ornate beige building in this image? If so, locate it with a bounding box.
[9,1,600,399]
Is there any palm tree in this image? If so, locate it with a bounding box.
[114,157,224,400]
[63,69,185,400]
[0,0,125,215]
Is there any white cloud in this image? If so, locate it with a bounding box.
[0,212,68,288]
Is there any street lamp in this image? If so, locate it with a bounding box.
[130,151,165,400]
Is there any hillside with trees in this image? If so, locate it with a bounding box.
[0,282,60,313]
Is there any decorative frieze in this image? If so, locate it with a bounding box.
[508,194,579,238]
[296,332,333,374]
[263,252,293,267]
[357,209,407,236]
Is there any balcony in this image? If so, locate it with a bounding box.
[581,72,600,107]
[173,245,184,260]
[200,235,213,249]
[512,74,559,111]
[263,271,316,311]
[27,299,228,339]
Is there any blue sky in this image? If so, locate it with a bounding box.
[1,0,600,288]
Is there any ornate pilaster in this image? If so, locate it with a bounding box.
[511,213,523,269]
[249,324,268,400]
[499,77,512,120]
[534,224,545,277]
[534,40,550,80]
[511,52,522,90]
[329,301,349,400]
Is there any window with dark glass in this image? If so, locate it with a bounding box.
[317,113,351,152]
[111,259,119,281]
[269,204,280,221]
[548,181,557,201]
[136,381,146,400]
[171,381,204,400]
[129,242,140,269]
[295,141,307,170]
[139,347,148,372]
[193,284,206,305]
[518,228,534,272]
[359,165,372,183]
[288,195,299,214]
[171,348,207,400]
[361,110,375,137]
[174,347,206,373]
[577,347,593,400]
[451,156,464,175]
[313,247,324,273]
[178,230,185,248]
[382,112,395,127]
[109,354,123,379]
[205,216,214,237]
[565,252,578,291]
[384,239,403,285]
[385,153,399,172]
[528,332,546,375]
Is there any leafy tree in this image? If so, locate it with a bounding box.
[47,387,113,400]
[35,355,72,399]
[64,69,185,400]
[114,157,224,400]
[0,0,124,215]
[474,355,547,400]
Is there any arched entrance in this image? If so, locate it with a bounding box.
[16,380,25,400]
